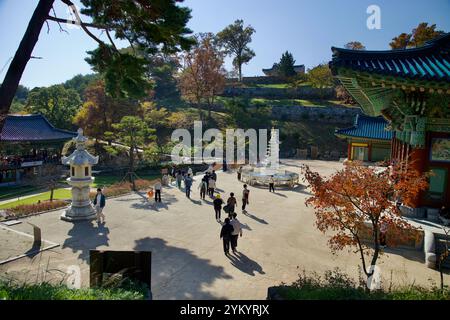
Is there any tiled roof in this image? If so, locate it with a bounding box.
[335,115,392,141]
[0,114,77,142]
[330,33,450,82]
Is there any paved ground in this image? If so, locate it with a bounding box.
[0,160,448,299]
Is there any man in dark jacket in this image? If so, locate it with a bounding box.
[93,188,106,224]
[213,194,224,221]
[220,218,234,255]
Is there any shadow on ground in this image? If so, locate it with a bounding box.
[227,251,265,276]
[134,237,231,299]
[243,211,268,225]
[129,192,178,211]
[61,221,110,262]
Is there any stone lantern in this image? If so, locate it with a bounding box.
[61,128,99,222]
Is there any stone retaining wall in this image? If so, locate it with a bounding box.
[211,103,362,124]
[222,86,336,100]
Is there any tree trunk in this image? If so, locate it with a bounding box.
[50,185,54,202]
[238,63,242,82]
[129,145,136,190]
[0,0,55,132]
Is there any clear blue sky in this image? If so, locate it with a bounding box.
[1,0,449,89]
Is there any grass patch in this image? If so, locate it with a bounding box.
[0,188,71,210]
[0,280,147,300]
[251,98,345,107]
[276,269,450,300]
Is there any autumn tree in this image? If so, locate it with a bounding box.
[335,85,357,105]
[0,0,194,132]
[344,41,366,50]
[73,80,143,141]
[178,34,226,119]
[301,161,428,287]
[26,84,81,129]
[306,64,334,92]
[217,19,255,82]
[112,116,155,190]
[390,22,445,49]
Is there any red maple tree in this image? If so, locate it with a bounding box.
[301,161,428,284]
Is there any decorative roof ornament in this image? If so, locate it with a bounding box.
[62,128,99,166]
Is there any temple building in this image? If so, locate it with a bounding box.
[0,114,76,186]
[330,33,450,209]
[262,64,305,76]
[335,115,392,162]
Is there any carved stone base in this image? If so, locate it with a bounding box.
[60,204,97,222]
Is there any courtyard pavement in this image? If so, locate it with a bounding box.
[0,160,448,299]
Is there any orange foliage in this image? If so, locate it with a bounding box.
[301,161,428,277]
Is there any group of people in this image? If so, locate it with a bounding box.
[237,165,276,193]
[220,213,243,255]
[199,170,218,199]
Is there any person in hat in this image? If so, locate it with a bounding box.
[213,194,224,221]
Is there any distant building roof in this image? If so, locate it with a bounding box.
[262,64,305,76]
[0,114,77,143]
[330,33,450,82]
[335,115,392,141]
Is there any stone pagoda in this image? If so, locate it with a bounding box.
[61,128,99,222]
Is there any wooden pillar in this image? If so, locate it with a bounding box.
[347,142,352,160]
[408,147,427,208]
[368,143,372,162]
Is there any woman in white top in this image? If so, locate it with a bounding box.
[208,178,216,197]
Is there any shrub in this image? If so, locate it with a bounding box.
[277,268,450,300]
[90,179,156,199]
[0,279,146,300]
[5,200,68,218]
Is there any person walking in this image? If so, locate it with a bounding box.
[198,177,208,200]
[93,188,106,224]
[211,170,217,183]
[269,175,275,193]
[220,218,234,255]
[213,194,224,221]
[184,174,193,198]
[154,179,162,202]
[176,170,182,189]
[208,177,216,197]
[237,166,243,181]
[242,184,250,213]
[230,213,243,253]
[226,192,237,216]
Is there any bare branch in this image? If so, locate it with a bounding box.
[58,0,108,48]
[51,7,69,34]
[46,15,103,29]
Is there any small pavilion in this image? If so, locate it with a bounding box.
[0,114,76,186]
[335,115,392,162]
[330,33,450,209]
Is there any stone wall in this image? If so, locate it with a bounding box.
[210,103,362,124]
[226,76,285,85]
[222,86,336,100]
[270,105,361,123]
